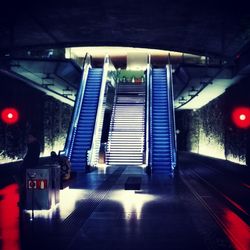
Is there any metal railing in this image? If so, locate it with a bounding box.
[166,63,177,169]
[106,83,118,155]
[63,53,92,158]
[87,55,110,167]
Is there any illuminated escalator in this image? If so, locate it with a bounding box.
[69,68,103,170]
[151,68,173,174]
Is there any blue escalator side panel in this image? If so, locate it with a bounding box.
[70,68,103,171]
[152,69,172,174]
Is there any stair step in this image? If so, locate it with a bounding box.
[107,156,143,159]
[109,144,143,147]
[107,159,143,162]
[107,84,145,165]
[107,161,143,163]
[109,138,144,141]
[109,137,144,140]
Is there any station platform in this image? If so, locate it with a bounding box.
[0,152,249,250]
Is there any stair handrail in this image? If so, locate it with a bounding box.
[64,53,92,158]
[88,55,110,167]
[166,62,177,169]
[106,81,119,155]
[145,54,151,167]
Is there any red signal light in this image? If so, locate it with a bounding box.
[1,108,19,125]
[231,107,250,129]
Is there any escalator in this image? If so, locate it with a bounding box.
[63,55,175,173]
[151,68,175,174]
[69,68,103,170]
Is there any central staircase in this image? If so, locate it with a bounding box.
[106,83,145,165]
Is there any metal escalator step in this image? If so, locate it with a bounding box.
[152,159,172,164]
[73,139,91,144]
[71,153,87,158]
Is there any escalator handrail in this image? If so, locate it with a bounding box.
[64,53,92,158]
[88,55,110,166]
[166,63,177,168]
[145,55,151,167]
[149,59,153,168]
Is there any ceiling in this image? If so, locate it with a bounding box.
[1,0,250,58]
[0,58,82,105]
[1,0,250,109]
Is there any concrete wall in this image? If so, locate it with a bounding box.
[176,78,250,167]
[0,73,72,164]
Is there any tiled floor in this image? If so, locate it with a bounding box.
[1,153,249,250]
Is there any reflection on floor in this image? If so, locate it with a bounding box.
[0,154,249,250]
[0,183,20,250]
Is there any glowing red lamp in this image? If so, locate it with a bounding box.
[1,108,19,125]
[231,107,250,129]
